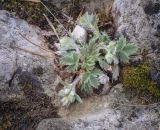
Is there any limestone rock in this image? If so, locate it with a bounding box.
[0,10,59,104]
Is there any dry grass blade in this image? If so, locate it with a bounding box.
[77,8,84,20]
[14,45,51,58]
[43,14,60,42]
[19,32,50,52]
[22,0,41,2]
[40,1,68,33]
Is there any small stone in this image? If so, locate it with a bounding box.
[72,25,87,43]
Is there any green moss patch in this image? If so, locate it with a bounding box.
[122,63,160,97]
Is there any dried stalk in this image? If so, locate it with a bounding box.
[40,1,68,33]
[43,14,60,42]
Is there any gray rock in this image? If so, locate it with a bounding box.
[113,0,160,86]
[72,25,87,43]
[36,84,160,130]
[147,53,160,87]
[0,10,59,104]
[113,0,160,51]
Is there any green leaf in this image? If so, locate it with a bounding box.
[123,44,138,55]
[82,56,95,71]
[89,76,100,88]
[80,35,104,71]
[97,32,110,44]
[59,36,78,51]
[118,51,129,63]
[105,37,138,64]
[78,12,99,32]
[61,52,80,72]
[66,65,77,72]
[116,37,127,51]
[92,69,103,75]
[62,55,76,65]
[80,70,101,92]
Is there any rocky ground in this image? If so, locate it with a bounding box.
[0,0,160,130]
[37,84,160,130]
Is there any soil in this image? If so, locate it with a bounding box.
[0,90,59,130]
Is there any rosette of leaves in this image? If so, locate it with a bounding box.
[59,84,82,107]
[56,12,138,107]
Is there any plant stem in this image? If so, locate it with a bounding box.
[71,75,81,89]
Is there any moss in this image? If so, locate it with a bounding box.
[122,63,160,97]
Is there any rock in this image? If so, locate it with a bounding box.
[72,25,87,43]
[113,0,160,51]
[36,119,71,130]
[36,84,160,130]
[0,10,59,104]
[150,70,160,87]
[147,53,160,87]
[113,0,160,86]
